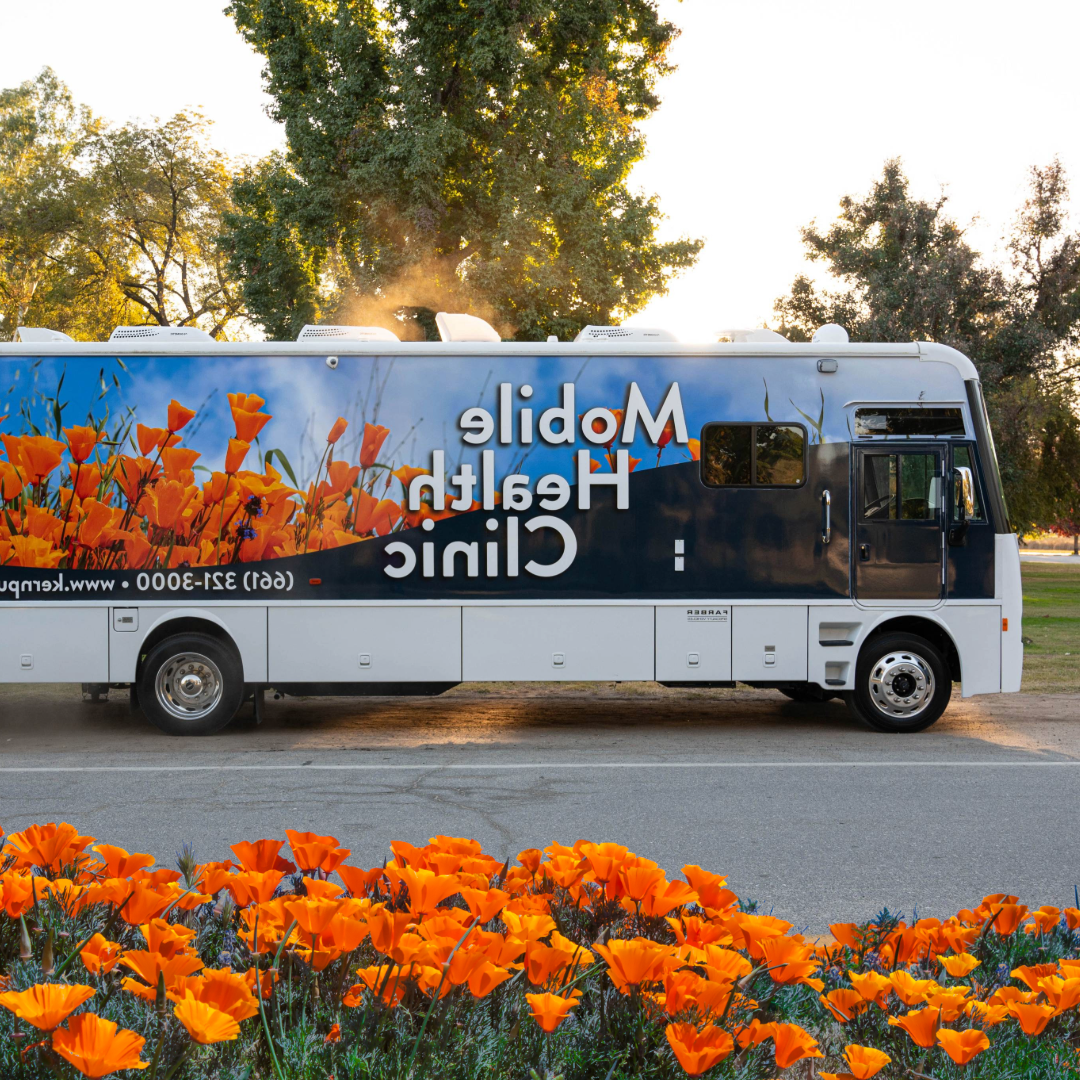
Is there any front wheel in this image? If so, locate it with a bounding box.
[137,633,244,736]
[846,633,951,733]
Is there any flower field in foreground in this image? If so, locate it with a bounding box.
[1,824,1079,1079]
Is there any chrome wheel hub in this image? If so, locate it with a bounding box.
[868,650,935,719]
[156,652,223,722]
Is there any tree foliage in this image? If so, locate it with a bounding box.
[0,70,245,340]
[775,159,1080,533]
[222,0,702,341]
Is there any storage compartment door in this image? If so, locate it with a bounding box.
[655,606,731,681]
[268,606,461,682]
[0,607,109,682]
[731,606,808,681]
[463,606,654,681]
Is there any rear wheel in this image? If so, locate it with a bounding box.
[847,632,951,733]
[137,632,244,736]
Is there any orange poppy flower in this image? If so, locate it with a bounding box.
[140,918,196,960]
[284,896,345,938]
[167,399,197,432]
[992,903,1028,935]
[1025,905,1061,934]
[51,1012,147,1077]
[593,937,671,991]
[68,461,100,501]
[5,533,63,568]
[385,864,460,916]
[173,997,241,1044]
[687,438,700,461]
[285,829,351,875]
[64,425,101,464]
[842,1044,891,1079]
[5,822,96,872]
[819,988,870,1022]
[392,463,430,490]
[136,425,179,457]
[467,961,513,999]
[227,392,266,413]
[325,459,361,495]
[225,438,250,474]
[760,934,824,990]
[0,458,25,499]
[160,447,201,483]
[0,982,95,1030]
[1036,975,1080,1014]
[770,1023,824,1070]
[359,423,390,468]
[1065,907,1080,930]
[1011,963,1059,990]
[924,985,971,1022]
[525,991,580,1033]
[367,907,415,958]
[888,970,938,1006]
[336,864,383,897]
[326,417,348,444]
[459,886,510,924]
[171,969,259,1022]
[664,1022,734,1076]
[0,870,36,917]
[80,934,122,976]
[92,844,156,880]
[848,968,892,1005]
[324,1023,341,1045]
[229,839,295,874]
[4,433,66,484]
[936,1028,990,1065]
[1007,1001,1054,1035]
[231,403,272,443]
[118,880,175,924]
[353,490,401,536]
[605,452,641,472]
[227,869,284,907]
[938,952,980,978]
[887,1006,940,1048]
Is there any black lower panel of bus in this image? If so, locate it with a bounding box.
[269,682,460,698]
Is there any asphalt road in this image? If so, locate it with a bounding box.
[1,682,1078,931]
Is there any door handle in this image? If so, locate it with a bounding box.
[821,489,831,544]
[859,543,871,561]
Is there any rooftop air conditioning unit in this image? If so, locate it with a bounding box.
[575,325,679,343]
[297,324,400,342]
[435,312,501,343]
[716,328,788,343]
[109,326,214,342]
[13,327,74,342]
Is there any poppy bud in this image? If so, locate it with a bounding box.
[326,417,348,444]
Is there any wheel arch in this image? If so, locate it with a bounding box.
[863,615,961,683]
[134,612,242,683]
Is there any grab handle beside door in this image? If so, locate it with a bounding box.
[821,489,831,544]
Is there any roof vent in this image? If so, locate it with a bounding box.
[13,327,74,342]
[435,312,501,343]
[109,325,214,342]
[716,328,788,344]
[297,324,400,342]
[575,325,679,343]
[812,323,849,344]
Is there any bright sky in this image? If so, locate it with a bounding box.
[2,0,1078,341]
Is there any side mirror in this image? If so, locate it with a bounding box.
[950,466,974,546]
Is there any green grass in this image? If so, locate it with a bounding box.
[1021,562,1080,693]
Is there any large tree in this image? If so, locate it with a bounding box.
[0,71,246,340]
[775,159,1080,534]
[222,0,702,341]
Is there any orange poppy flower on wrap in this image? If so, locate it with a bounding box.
[525,991,580,1032]
[360,423,390,467]
[225,438,250,474]
[770,1023,824,1069]
[80,934,122,976]
[68,461,102,500]
[936,1028,990,1065]
[174,997,241,1044]
[231,404,272,443]
[325,459,361,495]
[687,438,700,461]
[167,399,197,432]
[887,1006,940,1048]
[605,452,641,472]
[4,433,66,484]
[227,392,266,412]
[0,458,25,498]
[160,446,201,483]
[326,417,348,444]
[136,425,180,456]
[64,425,101,464]
[51,1012,148,1077]
[664,1022,734,1076]
[0,983,95,1031]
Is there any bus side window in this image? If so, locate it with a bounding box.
[701,423,805,487]
[952,444,985,522]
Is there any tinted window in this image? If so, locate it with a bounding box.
[855,407,965,437]
[756,425,805,484]
[701,424,805,487]
[702,425,751,485]
[862,453,939,520]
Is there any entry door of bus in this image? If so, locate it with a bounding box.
[854,447,945,602]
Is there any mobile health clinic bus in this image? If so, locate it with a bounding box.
[0,315,1021,735]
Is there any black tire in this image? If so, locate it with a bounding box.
[846,632,951,733]
[779,686,837,703]
[137,632,244,736]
